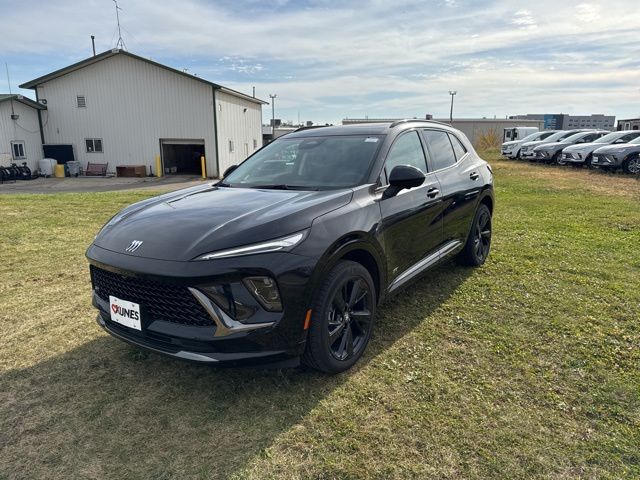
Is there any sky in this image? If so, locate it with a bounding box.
[1,0,639,125]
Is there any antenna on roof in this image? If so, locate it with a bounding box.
[5,63,15,116]
[113,0,127,50]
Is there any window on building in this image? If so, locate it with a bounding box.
[85,138,103,153]
[229,140,234,153]
[76,95,87,108]
[422,129,457,170]
[11,141,26,160]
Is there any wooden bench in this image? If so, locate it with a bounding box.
[116,165,147,177]
[85,162,108,176]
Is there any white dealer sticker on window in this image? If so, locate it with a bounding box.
[364,137,379,142]
[109,295,142,330]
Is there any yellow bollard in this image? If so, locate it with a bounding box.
[155,155,162,177]
[200,155,207,179]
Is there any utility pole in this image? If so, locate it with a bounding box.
[269,94,277,138]
[448,91,457,122]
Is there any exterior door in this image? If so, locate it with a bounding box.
[378,130,444,285]
[421,129,481,245]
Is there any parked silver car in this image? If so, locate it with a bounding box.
[562,131,640,167]
[533,130,609,164]
[519,130,583,160]
[592,136,640,174]
[501,130,557,159]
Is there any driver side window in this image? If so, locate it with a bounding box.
[384,131,428,181]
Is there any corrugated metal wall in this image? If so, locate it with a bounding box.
[37,54,218,176]
[215,91,263,174]
[0,101,43,170]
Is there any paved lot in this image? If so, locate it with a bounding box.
[0,175,211,194]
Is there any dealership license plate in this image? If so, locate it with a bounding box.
[109,295,142,330]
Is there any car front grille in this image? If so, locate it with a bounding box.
[90,265,215,327]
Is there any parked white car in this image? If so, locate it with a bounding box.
[562,130,640,167]
[592,136,640,173]
[501,130,558,159]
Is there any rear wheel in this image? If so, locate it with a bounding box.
[303,261,376,373]
[622,156,640,174]
[458,204,492,267]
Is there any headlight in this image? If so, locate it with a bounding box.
[194,231,307,260]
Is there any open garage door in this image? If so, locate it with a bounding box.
[160,139,205,175]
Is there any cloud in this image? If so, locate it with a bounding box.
[2,0,639,124]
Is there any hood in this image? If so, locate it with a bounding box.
[563,142,607,153]
[93,184,353,261]
[502,140,518,147]
[522,139,551,148]
[593,143,640,154]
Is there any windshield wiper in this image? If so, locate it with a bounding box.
[248,184,318,191]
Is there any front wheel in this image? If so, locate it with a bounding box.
[303,261,376,374]
[458,204,492,267]
[622,156,640,174]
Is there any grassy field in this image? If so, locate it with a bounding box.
[1,155,639,479]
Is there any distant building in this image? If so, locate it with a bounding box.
[616,118,640,131]
[19,49,267,177]
[342,117,544,146]
[0,94,46,169]
[510,114,615,131]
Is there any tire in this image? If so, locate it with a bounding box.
[549,152,561,165]
[622,156,640,174]
[515,149,521,160]
[584,154,593,169]
[458,204,492,267]
[302,260,376,374]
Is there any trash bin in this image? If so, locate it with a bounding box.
[54,164,65,178]
[66,161,81,177]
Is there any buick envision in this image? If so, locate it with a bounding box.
[87,121,494,373]
[562,131,640,167]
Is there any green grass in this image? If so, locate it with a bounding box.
[1,155,639,479]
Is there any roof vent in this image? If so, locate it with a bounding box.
[76,95,86,108]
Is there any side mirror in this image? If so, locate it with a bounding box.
[383,165,425,199]
[223,164,238,177]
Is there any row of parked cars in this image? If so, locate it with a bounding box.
[501,129,640,174]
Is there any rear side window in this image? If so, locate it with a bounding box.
[621,133,640,142]
[422,130,457,170]
[385,131,428,174]
[449,134,467,160]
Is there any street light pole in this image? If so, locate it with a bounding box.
[448,90,457,122]
[269,94,277,139]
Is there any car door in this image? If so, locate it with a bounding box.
[378,130,444,286]
[421,129,481,246]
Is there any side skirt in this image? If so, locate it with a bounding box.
[387,240,462,294]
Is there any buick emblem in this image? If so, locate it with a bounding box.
[125,240,144,253]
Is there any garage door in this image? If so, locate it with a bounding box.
[160,139,205,175]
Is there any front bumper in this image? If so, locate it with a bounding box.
[87,243,318,364]
[591,154,621,167]
[562,152,585,163]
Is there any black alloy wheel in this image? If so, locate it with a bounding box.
[327,277,372,361]
[459,204,492,267]
[303,261,376,373]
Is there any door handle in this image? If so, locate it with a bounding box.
[427,187,440,198]
[470,172,480,180]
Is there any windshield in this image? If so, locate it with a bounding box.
[630,136,640,145]
[562,132,590,143]
[540,131,570,142]
[594,132,625,144]
[520,132,543,142]
[222,134,384,190]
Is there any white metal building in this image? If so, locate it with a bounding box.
[19,49,266,177]
[0,94,45,170]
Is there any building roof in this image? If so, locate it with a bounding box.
[19,49,267,105]
[0,93,46,110]
[343,117,543,125]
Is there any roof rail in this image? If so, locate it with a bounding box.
[389,118,452,128]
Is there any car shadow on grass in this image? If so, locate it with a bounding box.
[1,262,472,479]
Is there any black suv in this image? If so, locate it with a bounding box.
[87,121,494,373]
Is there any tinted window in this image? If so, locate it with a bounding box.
[621,132,640,142]
[385,131,427,174]
[423,130,457,170]
[581,133,603,143]
[449,134,467,160]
